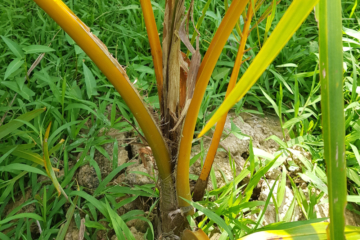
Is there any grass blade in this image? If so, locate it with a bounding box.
[263,0,277,43]
[282,113,312,129]
[187,0,212,56]
[240,222,360,239]
[276,165,286,207]
[349,0,357,18]
[182,198,234,240]
[43,122,67,199]
[0,146,58,171]
[22,45,55,54]
[82,62,98,99]
[254,178,278,229]
[282,197,296,222]
[243,155,279,203]
[0,36,25,58]
[56,196,78,240]
[0,163,47,176]
[94,162,135,196]
[349,143,360,166]
[0,146,16,165]
[254,218,328,232]
[0,108,45,140]
[0,233,10,240]
[70,191,109,218]
[4,58,24,80]
[0,213,43,225]
[105,198,135,240]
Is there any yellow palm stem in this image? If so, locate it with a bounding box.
[33,0,172,180]
[140,0,164,114]
[201,1,255,182]
[176,0,249,209]
[198,0,319,138]
[193,1,255,201]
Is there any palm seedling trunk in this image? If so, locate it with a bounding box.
[32,0,336,238]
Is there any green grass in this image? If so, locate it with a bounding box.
[1,0,360,239]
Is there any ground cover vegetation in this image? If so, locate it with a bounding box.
[0,0,360,239]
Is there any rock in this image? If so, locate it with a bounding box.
[252,180,302,225]
[78,164,99,190]
[102,128,130,166]
[65,220,79,240]
[210,233,221,240]
[285,148,311,175]
[131,144,142,160]
[96,221,109,240]
[4,189,72,236]
[265,167,282,180]
[345,207,360,226]
[124,159,156,185]
[77,129,129,189]
[92,144,114,178]
[189,140,241,191]
[250,179,264,200]
[109,173,126,186]
[313,195,360,226]
[257,182,360,227]
[37,174,50,183]
[126,219,149,233]
[117,196,147,216]
[190,112,285,190]
[222,112,285,156]
[111,226,145,240]
[56,168,65,178]
[118,148,129,167]
[94,129,129,178]
[131,227,146,240]
[224,113,285,180]
[4,189,35,229]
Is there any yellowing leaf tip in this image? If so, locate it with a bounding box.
[197,124,211,138]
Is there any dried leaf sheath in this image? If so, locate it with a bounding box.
[162,0,176,137]
[180,52,190,110]
[167,0,185,116]
[161,0,186,162]
[171,4,201,133]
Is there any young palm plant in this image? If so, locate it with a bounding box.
[30,0,351,238]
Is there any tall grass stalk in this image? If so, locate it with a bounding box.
[319,0,346,238]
